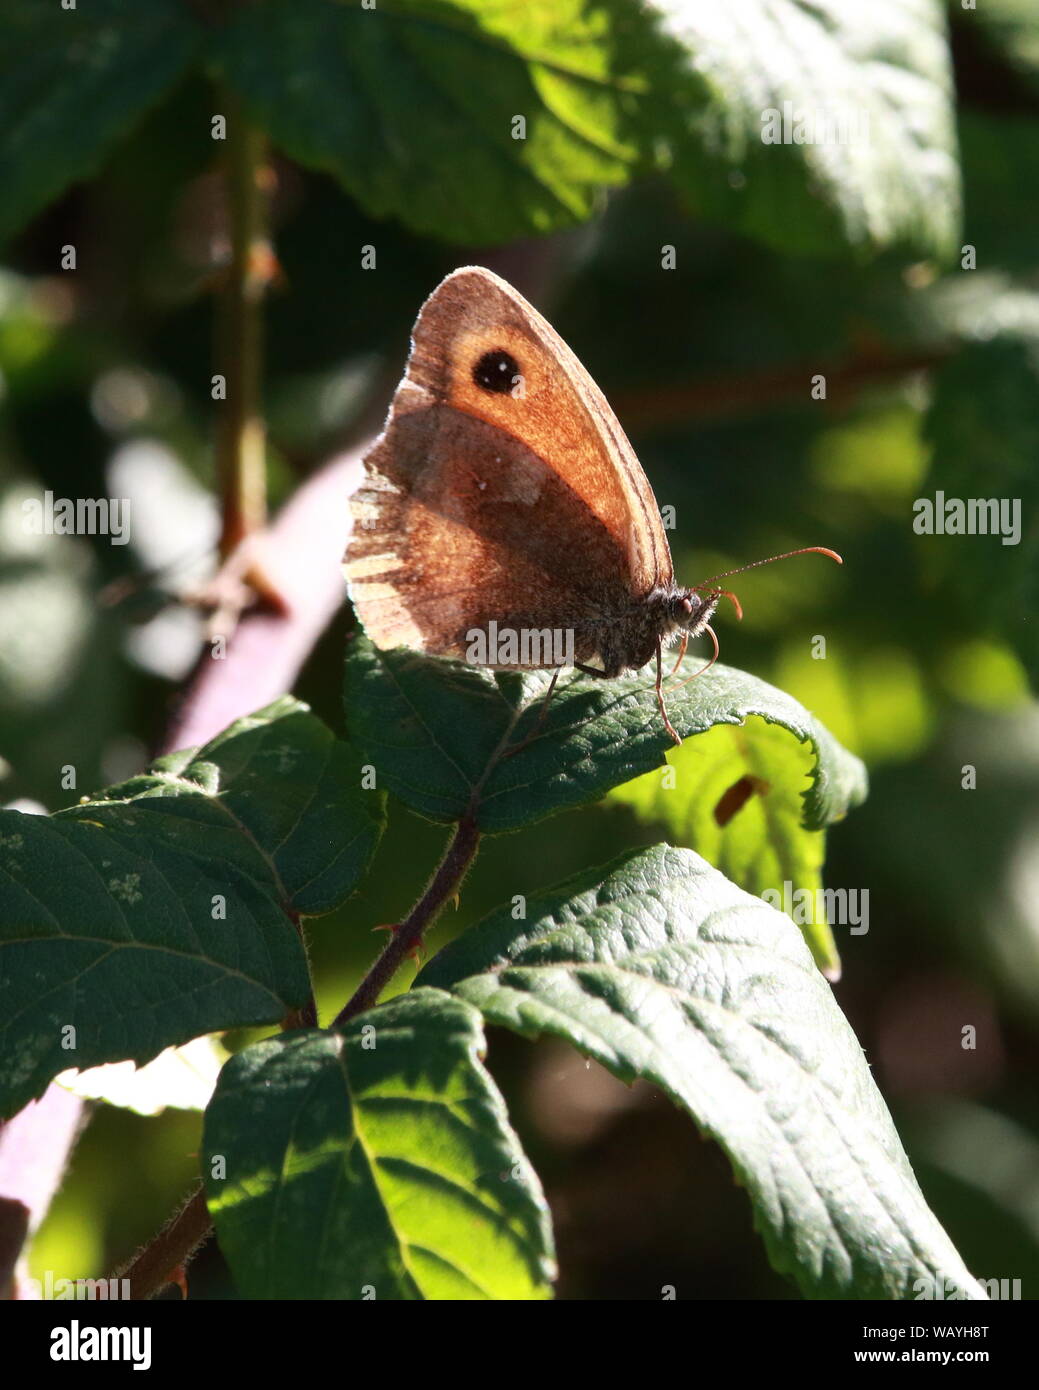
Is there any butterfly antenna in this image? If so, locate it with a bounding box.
[661,549,839,719]
[690,546,842,591]
[715,587,743,621]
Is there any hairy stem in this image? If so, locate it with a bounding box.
[118,1187,211,1301]
[114,815,479,1296]
[333,815,481,1028]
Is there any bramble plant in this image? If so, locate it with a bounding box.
[3,0,1033,1304]
[0,644,988,1300]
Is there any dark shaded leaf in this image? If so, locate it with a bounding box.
[0,699,382,1117]
[0,0,202,245]
[343,637,866,835]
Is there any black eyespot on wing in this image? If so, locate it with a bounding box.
[473,349,520,394]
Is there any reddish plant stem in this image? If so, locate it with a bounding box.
[119,1188,211,1302]
[333,815,481,1028]
[117,816,480,1297]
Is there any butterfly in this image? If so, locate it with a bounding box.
[344,266,838,743]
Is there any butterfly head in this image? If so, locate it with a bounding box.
[668,588,723,638]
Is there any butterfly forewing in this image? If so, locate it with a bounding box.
[344,266,673,666]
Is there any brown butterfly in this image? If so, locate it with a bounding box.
[344,266,839,743]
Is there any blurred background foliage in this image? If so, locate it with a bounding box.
[2,0,1038,1298]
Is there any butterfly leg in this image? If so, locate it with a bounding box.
[655,639,682,746]
[668,632,689,678]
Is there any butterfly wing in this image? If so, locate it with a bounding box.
[344,266,673,664]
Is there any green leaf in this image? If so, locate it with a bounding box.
[922,336,1039,686]
[0,0,203,245]
[610,719,840,978]
[124,696,386,916]
[651,0,961,258]
[203,991,555,1300]
[0,0,960,257]
[0,699,382,1118]
[417,844,985,1300]
[210,0,957,257]
[212,0,642,245]
[343,636,866,836]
